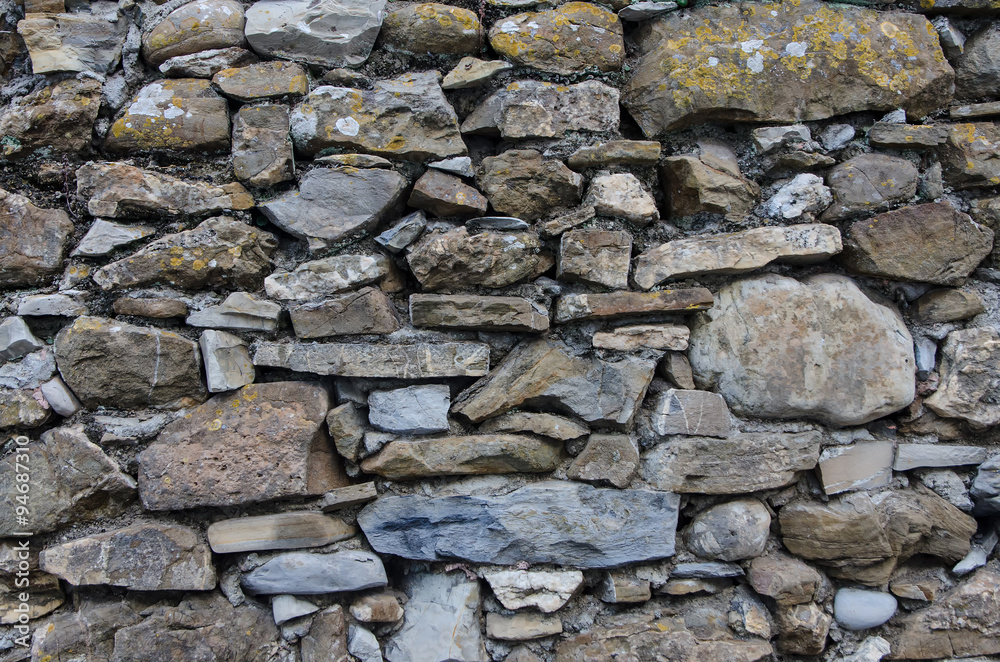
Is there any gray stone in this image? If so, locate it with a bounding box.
[0,317,42,360]
[894,444,988,471]
[933,16,965,59]
[264,254,389,301]
[764,174,834,220]
[954,25,1000,102]
[410,294,549,333]
[16,293,87,316]
[212,61,308,102]
[753,125,811,153]
[358,481,679,568]
[39,377,81,417]
[689,274,915,427]
[0,78,102,159]
[0,349,55,389]
[369,384,449,435]
[407,227,553,290]
[466,217,531,232]
[207,513,355,553]
[385,572,485,662]
[301,606,349,662]
[71,220,155,257]
[349,625,383,662]
[442,57,513,90]
[651,389,732,438]
[821,155,920,222]
[260,168,407,253]
[938,123,1000,190]
[375,211,426,253]
[290,287,399,338]
[820,124,856,151]
[834,589,898,631]
[255,342,489,379]
[686,499,771,561]
[661,351,696,389]
[672,562,745,579]
[869,123,949,149]
[952,529,996,575]
[429,156,475,177]
[586,172,659,225]
[95,413,171,443]
[159,47,259,77]
[272,594,318,625]
[142,0,245,66]
[233,104,295,187]
[818,441,894,495]
[481,568,583,613]
[971,455,1000,514]
[241,551,387,595]
[558,229,632,289]
[477,412,589,441]
[199,330,254,393]
[619,1,677,21]
[593,324,689,351]
[245,0,385,68]
[17,3,126,75]
[187,292,281,332]
[925,328,1000,428]
[360,434,562,479]
[0,187,74,288]
[567,433,639,488]
[916,468,974,512]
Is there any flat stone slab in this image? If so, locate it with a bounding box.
[555,289,714,323]
[651,389,732,438]
[207,513,355,553]
[359,435,563,479]
[368,384,450,434]
[253,342,490,378]
[894,444,989,471]
[410,294,549,332]
[358,481,679,568]
[818,441,894,495]
[241,551,387,595]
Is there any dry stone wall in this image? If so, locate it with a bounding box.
[1,0,1000,659]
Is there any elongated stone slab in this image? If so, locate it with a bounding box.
[242,551,387,595]
[207,513,355,553]
[894,444,989,471]
[409,294,549,332]
[359,435,563,479]
[253,342,489,378]
[358,481,679,569]
[555,289,713,323]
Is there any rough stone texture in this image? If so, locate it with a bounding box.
[199,329,254,393]
[555,288,714,323]
[925,328,1000,427]
[376,210,426,253]
[410,294,549,332]
[290,287,399,338]
[290,72,466,160]
[213,61,307,102]
[638,225,840,290]
[368,384,450,434]
[453,337,655,427]
[776,602,831,655]
[301,607,349,662]
[685,499,771,561]
[568,140,661,169]
[911,288,985,324]
[661,154,759,220]
[0,388,49,429]
[385,572,485,662]
[0,78,102,159]
[39,523,215,590]
[408,169,487,218]
[593,324,689,351]
[159,46,258,77]
[361,435,563,479]
[242,551,387,595]
[566,433,639,488]
[264,254,389,301]
[187,292,281,332]
[651,389,731,438]
[359,481,679,568]
[137,382,347,510]
[261,168,407,253]
[954,25,1000,102]
[72,220,155,258]
[0,187,73,288]
[623,0,953,134]
[689,274,915,426]
[937,123,1000,189]
[558,229,632,289]
[478,412,589,441]
[93,216,277,291]
[642,430,822,494]
[233,104,295,187]
[586,172,658,225]
[442,57,512,89]
[381,3,481,54]
[30,599,141,661]
[841,203,993,285]
[869,123,949,149]
[407,227,553,289]
[207,512,354,553]
[482,568,583,613]
[488,613,562,641]
[54,316,205,409]
[143,0,245,66]
[821,154,920,222]
[245,0,386,68]
[489,3,624,75]
[747,553,822,606]
[479,150,583,220]
[818,441,894,495]
[0,426,134,536]
[894,444,988,471]
[255,341,489,378]
[351,593,404,623]
[326,403,366,462]
[18,6,126,75]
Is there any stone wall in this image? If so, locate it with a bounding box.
[0,0,999,659]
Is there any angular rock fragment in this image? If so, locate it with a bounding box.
[213,61,307,101]
[635,225,841,290]
[596,573,651,604]
[489,613,562,641]
[72,220,154,258]
[18,6,126,75]
[233,104,295,187]
[591,324,687,352]
[642,430,822,494]
[318,482,378,512]
[453,337,655,427]
[17,293,86,317]
[242,550,387,595]
[115,297,189,319]
[360,435,562,479]
[764,173,834,220]
[776,602,830,655]
[0,317,42,360]
[30,598,141,661]
[747,553,822,606]
[568,140,661,169]
[254,342,490,378]
[818,441,894,495]
[408,170,487,218]
[869,123,949,149]
[894,444,988,471]
[0,79,101,158]
[954,25,1000,102]
[272,595,318,625]
[442,57,512,90]
[265,254,389,301]
[351,593,404,623]
[661,154,759,220]
[555,288,714,323]
[925,328,1000,427]
[301,606,349,661]
[686,499,770,561]
[478,412,589,441]
[291,288,399,338]
[937,123,1000,189]
[558,229,632,289]
[368,384,449,435]
[407,227,552,290]
[93,217,277,291]
[200,330,254,393]
[138,382,347,510]
[380,2,481,54]
[821,154,920,221]
[376,210,426,253]
[586,173,659,225]
[479,150,583,220]
[910,288,985,324]
[410,294,548,332]
[207,512,355,553]
[567,433,639,488]
[0,563,63,623]
[359,481,679,568]
[290,72,466,160]
[385,572,485,662]
[0,348,55,389]
[40,523,216,590]
[651,389,731,438]
[0,188,73,288]
[0,388,50,429]
[142,0,245,65]
[159,46,258,77]
[482,568,583,613]
[187,292,281,332]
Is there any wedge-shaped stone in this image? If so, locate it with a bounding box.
[643,430,821,494]
[242,551,387,595]
[142,0,245,65]
[651,389,731,437]
[635,225,842,290]
[661,153,759,220]
[0,78,102,159]
[360,435,562,479]
[233,104,295,187]
[592,324,689,351]
[0,187,73,288]
[481,568,583,613]
[841,203,993,285]
[818,441,894,495]
[72,220,154,258]
[0,427,134,536]
[747,553,821,606]
[555,288,714,323]
[925,328,1000,428]
[187,292,281,332]
[159,46,258,77]
[40,523,215,590]
[18,4,126,75]
[452,337,655,427]
[93,217,277,291]
[137,382,348,510]
[54,316,205,409]
[623,0,954,134]
[567,433,639,488]
[894,444,988,471]
[358,481,679,568]
[410,294,549,332]
[462,79,619,139]
[199,330,254,393]
[290,72,466,160]
[76,162,253,218]
[254,342,490,378]
[260,168,407,253]
[407,227,553,290]
[478,412,589,441]
[291,288,399,338]
[265,254,388,301]
[319,482,378,512]
[207,513,355,553]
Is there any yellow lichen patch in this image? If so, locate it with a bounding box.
[208,419,222,431]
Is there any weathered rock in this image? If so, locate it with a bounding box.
[360,481,679,568]
[747,553,822,606]
[753,125,811,153]
[368,384,449,435]
[0,426,134,536]
[586,173,658,225]
[408,169,487,218]
[381,2,481,54]
[18,5,126,75]
[651,389,731,438]
[555,288,714,323]
[635,224,841,290]
[291,288,398,338]
[618,1,677,21]
[256,341,489,379]
[818,441,894,495]
[442,57,513,89]
[407,227,552,290]
[558,229,631,289]
[93,217,276,291]
[54,316,204,409]
[272,594,318,625]
[290,73,466,160]
[159,46,259,77]
[911,288,985,324]
[596,573,651,604]
[261,168,406,253]
[686,499,770,561]
[207,512,355,553]
[0,564,63,623]
[567,433,639,488]
[376,211,426,253]
[568,141,661,169]
[642,430,822,494]
[925,328,1000,427]
[71,220,154,258]
[16,293,86,317]
[30,598,142,661]
[188,292,281,332]
[463,80,619,139]
[689,274,915,426]
[894,444,988,471]
[410,294,548,332]
[0,78,102,158]
[0,188,73,288]
[938,123,1000,188]
[325,403,366,462]
[489,3,623,75]
[213,61,307,102]
[661,154,759,220]
[243,550,386,595]
[143,0,245,65]
[482,568,583,613]
[0,348,54,389]
[764,173,834,220]
[834,589,897,630]
[76,162,253,218]
[39,376,81,417]
[478,412,589,442]
[821,154,920,221]
[385,572,485,662]
[776,602,831,655]
[137,382,347,510]
[453,337,655,427]
[954,25,1000,102]
[0,317,41,360]
[233,104,295,187]
[245,0,386,68]
[841,203,992,285]
[0,388,50,429]
[199,330,254,393]
[623,0,953,134]
[352,593,404,623]
[869,123,949,149]
[265,254,389,301]
[40,523,215,590]
[106,79,231,154]
[593,324,689,351]
[349,626,382,662]
[488,613,562,641]
[479,150,583,220]
[361,434,561,479]
[661,351,695,389]
[319,482,378,511]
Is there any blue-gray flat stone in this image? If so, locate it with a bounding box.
[834,588,897,630]
[241,551,387,595]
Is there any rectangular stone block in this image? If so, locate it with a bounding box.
[253,342,490,378]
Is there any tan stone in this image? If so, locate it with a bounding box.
[558,229,631,289]
[479,150,583,221]
[925,327,1000,427]
[290,288,399,338]
[592,324,689,351]
[661,155,758,220]
[817,441,894,495]
[477,412,589,441]
[910,288,985,324]
[351,592,404,623]
[410,294,549,332]
[775,603,830,655]
[318,482,378,511]
[938,123,1000,188]
[360,435,563,480]
[747,554,822,606]
[596,573,651,604]
[0,187,73,288]
[381,3,481,54]
[567,434,639,488]
[143,0,245,65]
[408,169,488,218]
[407,227,553,290]
[487,613,562,641]
[0,78,102,158]
[207,513,355,553]
[568,141,661,169]
[212,61,307,101]
[869,123,949,148]
[555,288,714,323]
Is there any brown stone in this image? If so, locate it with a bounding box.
[407,227,553,290]
[479,150,583,221]
[325,402,366,462]
[487,613,563,641]
[142,0,245,65]
[114,297,189,319]
[938,123,1000,189]
[775,603,830,655]
[381,2,481,54]
[318,482,378,512]
[0,388,50,429]
[821,154,920,221]
[661,351,695,389]
[0,78,101,158]
[910,288,986,324]
[925,327,1000,428]
[567,140,661,169]
[817,441,894,495]
[747,554,822,606]
[555,288,714,323]
[31,598,141,661]
[351,593,404,623]
[593,324,689,351]
[301,606,349,662]
[290,288,399,338]
[662,155,759,220]
[539,205,596,238]
[410,294,549,332]
[408,169,488,218]
[869,123,949,148]
[207,512,355,553]
[212,61,308,101]
[567,434,639,488]
[596,573,651,604]
[360,435,563,479]
[0,187,73,288]
[558,229,632,289]
[478,412,589,441]
[0,566,62,623]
